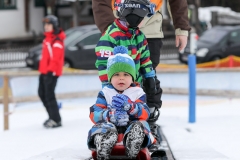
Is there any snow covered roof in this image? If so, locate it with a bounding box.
[199,6,240,25]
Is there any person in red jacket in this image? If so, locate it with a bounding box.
[38,15,66,128]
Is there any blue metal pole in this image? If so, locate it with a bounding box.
[188,54,196,123]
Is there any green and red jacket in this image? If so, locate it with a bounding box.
[95,19,155,84]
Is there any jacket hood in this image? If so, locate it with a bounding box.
[44,29,66,41]
[56,29,66,40]
[114,19,139,37]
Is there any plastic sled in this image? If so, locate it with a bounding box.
[92,126,151,160]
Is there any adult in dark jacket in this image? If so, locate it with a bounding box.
[92,0,191,152]
[38,15,66,128]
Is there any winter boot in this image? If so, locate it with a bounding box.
[43,119,50,126]
[148,123,164,152]
[125,122,145,158]
[43,119,62,128]
[147,104,161,123]
[94,131,118,160]
[148,124,168,159]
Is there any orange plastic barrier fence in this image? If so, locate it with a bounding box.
[157,55,240,69]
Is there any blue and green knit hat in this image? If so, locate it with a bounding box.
[107,46,136,82]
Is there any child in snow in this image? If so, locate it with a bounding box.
[95,1,162,140]
[39,15,66,128]
[88,46,156,159]
[95,0,157,92]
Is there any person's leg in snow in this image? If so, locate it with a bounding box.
[42,74,62,128]
[146,77,164,152]
[144,38,164,152]
[38,74,51,121]
[94,131,118,160]
[125,122,145,158]
[44,119,62,128]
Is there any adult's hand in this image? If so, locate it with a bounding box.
[176,35,188,52]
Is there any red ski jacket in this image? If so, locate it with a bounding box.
[39,30,66,76]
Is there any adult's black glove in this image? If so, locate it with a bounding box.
[144,77,157,95]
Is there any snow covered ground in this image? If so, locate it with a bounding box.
[0,94,240,160]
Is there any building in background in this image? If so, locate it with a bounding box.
[200,0,240,12]
[0,0,180,69]
[0,0,44,40]
[0,0,93,42]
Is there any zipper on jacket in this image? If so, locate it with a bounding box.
[130,29,136,58]
[131,31,135,45]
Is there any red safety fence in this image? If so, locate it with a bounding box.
[157,55,240,69]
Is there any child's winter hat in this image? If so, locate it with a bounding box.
[107,46,136,82]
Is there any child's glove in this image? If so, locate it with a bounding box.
[103,107,129,126]
[103,105,117,124]
[115,110,129,126]
[112,94,139,115]
[112,94,132,109]
[144,77,157,95]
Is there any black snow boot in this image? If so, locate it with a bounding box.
[125,122,145,158]
[94,131,118,160]
[43,119,62,128]
[43,119,50,126]
[148,124,168,159]
[148,123,164,152]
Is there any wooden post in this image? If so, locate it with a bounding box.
[24,0,30,32]
[3,75,9,131]
[72,2,78,27]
